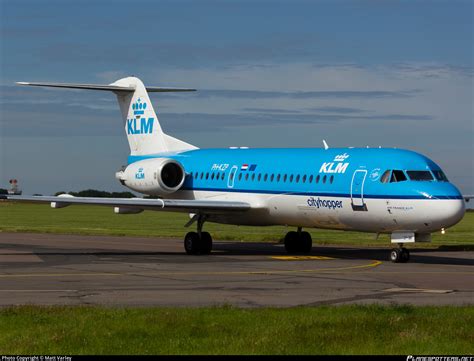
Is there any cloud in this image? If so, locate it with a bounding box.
[306,106,366,114]
[186,89,420,99]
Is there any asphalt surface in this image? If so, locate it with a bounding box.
[0,232,473,307]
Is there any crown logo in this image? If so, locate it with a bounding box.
[334,153,349,162]
[132,98,147,117]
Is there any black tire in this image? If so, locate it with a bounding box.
[300,231,312,254]
[199,232,213,255]
[284,231,298,254]
[390,248,401,263]
[400,248,410,263]
[184,232,199,255]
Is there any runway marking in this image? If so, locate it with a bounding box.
[0,289,77,292]
[0,260,382,278]
[0,272,120,278]
[271,256,334,261]
[383,287,454,294]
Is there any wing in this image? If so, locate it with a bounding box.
[6,195,250,213]
[463,195,474,203]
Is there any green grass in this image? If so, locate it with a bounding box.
[1,201,473,247]
[0,305,472,355]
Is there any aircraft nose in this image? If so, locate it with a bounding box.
[417,183,466,230]
[440,197,465,228]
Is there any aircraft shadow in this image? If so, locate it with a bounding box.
[1,242,472,266]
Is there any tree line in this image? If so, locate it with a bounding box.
[54,189,135,198]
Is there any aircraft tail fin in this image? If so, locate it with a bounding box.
[17,77,198,155]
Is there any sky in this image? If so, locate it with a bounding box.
[0,0,473,196]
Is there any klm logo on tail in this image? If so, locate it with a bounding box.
[127,98,154,135]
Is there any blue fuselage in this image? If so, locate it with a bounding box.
[128,147,462,201]
[125,147,465,233]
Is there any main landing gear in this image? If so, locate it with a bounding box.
[184,215,212,255]
[284,227,312,254]
[390,245,410,263]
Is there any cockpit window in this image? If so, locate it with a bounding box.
[406,170,434,181]
[432,170,449,182]
[380,170,390,184]
[390,170,407,183]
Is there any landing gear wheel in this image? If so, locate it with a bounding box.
[400,248,410,262]
[184,232,200,255]
[284,231,298,254]
[390,248,409,263]
[199,231,213,255]
[284,231,312,254]
[300,231,313,254]
[390,248,402,263]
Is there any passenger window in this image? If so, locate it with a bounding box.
[206,173,209,180]
[309,175,313,183]
[277,174,281,182]
[264,174,268,182]
[245,173,249,181]
[289,175,294,182]
[380,170,390,183]
[211,173,215,180]
[302,175,307,183]
[316,175,320,183]
[252,174,255,181]
[296,175,300,183]
[390,170,407,183]
[283,174,287,182]
[407,171,434,181]
[238,173,242,181]
[330,175,334,184]
[270,174,274,182]
[221,173,225,180]
[258,174,262,181]
[323,175,327,184]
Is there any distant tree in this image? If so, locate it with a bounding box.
[57,189,136,198]
[0,188,7,195]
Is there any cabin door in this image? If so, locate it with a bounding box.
[351,169,367,210]
[227,166,238,188]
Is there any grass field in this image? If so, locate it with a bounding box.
[0,305,473,355]
[1,201,473,247]
[1,202,473,355]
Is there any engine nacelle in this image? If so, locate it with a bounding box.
[117,158,185,196]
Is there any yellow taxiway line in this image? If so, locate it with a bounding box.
[0,260,382,278]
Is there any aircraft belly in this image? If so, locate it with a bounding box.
[172,190,459,233]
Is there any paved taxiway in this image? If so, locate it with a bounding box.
[0,232,472,307]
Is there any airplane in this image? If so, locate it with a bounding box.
[7,76,470,263]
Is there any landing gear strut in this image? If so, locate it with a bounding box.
[390,245,410,263]
[184,215,212,255]
[284,227,312,254]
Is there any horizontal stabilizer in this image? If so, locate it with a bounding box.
[16,81,196,93]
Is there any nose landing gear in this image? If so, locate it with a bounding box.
[390,246,410,263]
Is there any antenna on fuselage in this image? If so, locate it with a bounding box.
[322,140,329,150]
